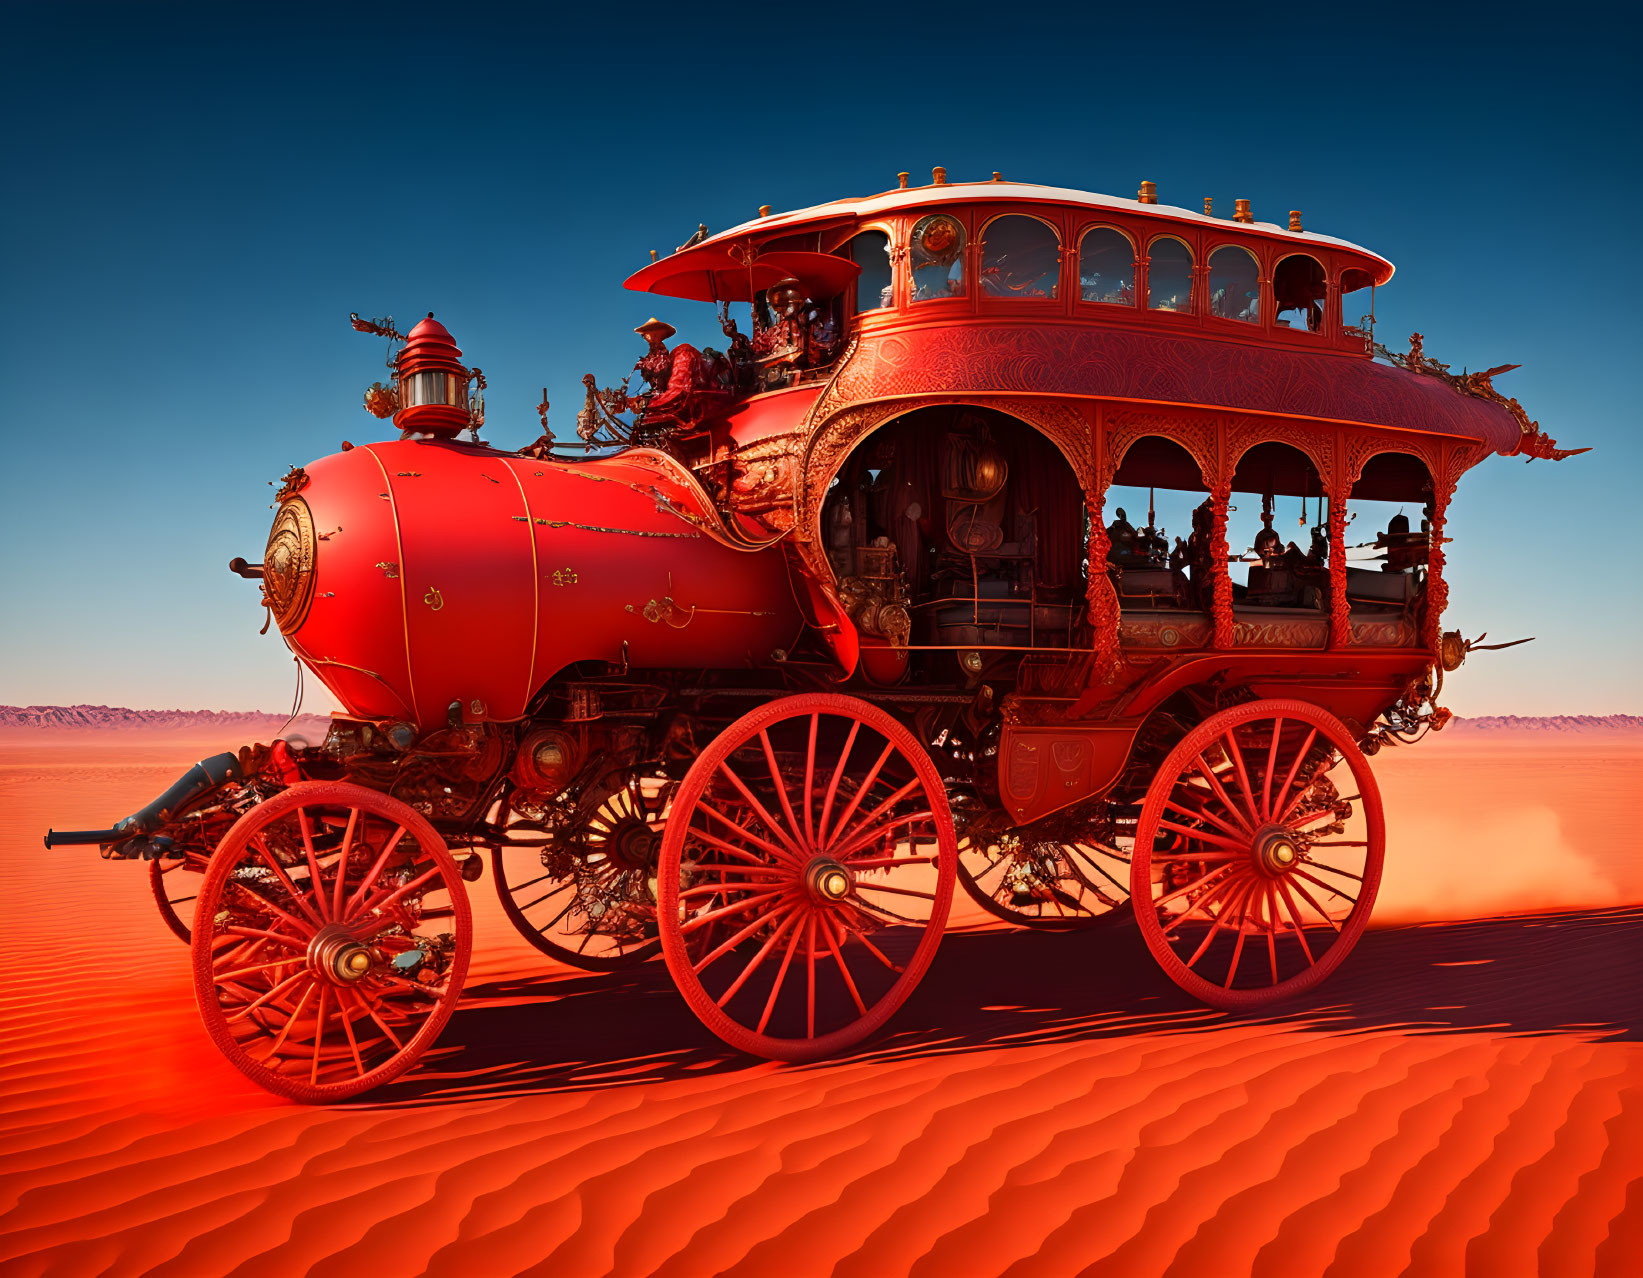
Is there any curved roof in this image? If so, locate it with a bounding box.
[669,179,1395,285]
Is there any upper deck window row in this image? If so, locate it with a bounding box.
[840,210,1377,341]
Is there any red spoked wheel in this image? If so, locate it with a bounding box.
[491,775,670,971]
[1130,699,1384,1010]
[657,694,956,1062]
[190,781,471,1102]
[955,830,1131,929]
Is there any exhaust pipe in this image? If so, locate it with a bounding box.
[45,752,244,858]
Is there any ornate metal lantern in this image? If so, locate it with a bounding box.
[394,313,473,438]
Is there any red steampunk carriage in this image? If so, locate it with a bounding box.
[46,171,1582,1101]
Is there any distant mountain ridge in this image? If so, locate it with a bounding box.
[2,705,1638,737]
[1445,714,1643,733]
[0,704,332,737]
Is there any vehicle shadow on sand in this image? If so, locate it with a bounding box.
[380,904,1643,1107]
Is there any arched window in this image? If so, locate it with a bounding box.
[847,230,892,312]
[1340,266,1375,341]
[1273,254,1327,334]
[979,215,1060,299]
[1147,237,1194,313]
[1207,246,1260,323]
[1078,227,1134,304]
[909,213,966,302]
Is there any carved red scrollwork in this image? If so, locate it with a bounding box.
[1209,480,1234,648]
[1085,479,1121,680]
[1327,492,1350,648]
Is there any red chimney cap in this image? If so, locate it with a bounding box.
[399,312,464,368]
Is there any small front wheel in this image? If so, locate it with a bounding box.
[190,781,471,1102]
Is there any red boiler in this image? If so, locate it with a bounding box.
[263,438,803,729]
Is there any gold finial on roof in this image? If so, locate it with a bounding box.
[758,205,771,218]
[1204,197,1213,216]
[1289,210,1303,231]
[1138,180,1157,204]
[1234,198,1253,224]
[897,171,909,189]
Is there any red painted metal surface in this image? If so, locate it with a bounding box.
[278,439,803,729]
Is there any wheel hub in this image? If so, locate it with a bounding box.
[805,856,853,903]
[610,816,659,870]
[309,924,374,983]
[1253,826,1301,877]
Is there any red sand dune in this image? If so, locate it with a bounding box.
[1,729,1639,1276]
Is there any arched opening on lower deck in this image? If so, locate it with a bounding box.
[1346,449,1439,648]
[1227,442,1329,646]
[1106,436,1213,646]
[819,405,1086,679]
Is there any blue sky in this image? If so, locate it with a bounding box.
[1,2,1637,715]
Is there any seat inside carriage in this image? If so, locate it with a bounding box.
[821,411,1439,660]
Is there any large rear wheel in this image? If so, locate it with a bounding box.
[190,781,471,1102]
[1130,699,1383,1009]
[657,694,956,1061]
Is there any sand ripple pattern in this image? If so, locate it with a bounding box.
[2,746,1640,1276]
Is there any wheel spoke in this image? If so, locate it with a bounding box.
[251,835,324,929]
[1185,878,1255,969]
[1223,732,1260,829]
[230,880,318,939]
[1270,727,1318,825]
[225,969,310,1021]
[823,741,897,852]
[310,987,330,1084]
[261,981,316,1061]
[758,729,806,853]
[802,713,819,848]
[816,720,861,848]
[1301,860,1364,883]
[852,881,937,902]
[1224,880,1256,988]
[715,760,805,863]
[1275,880,1317,964]
[818,912,867,1016]
[1155,819,1248,852]
[834,810,937,862]
[344,824,410,914]
[681,887,788,935]
[1190,757,1253,836]
[516,880,575,913]
[829,777,923,858]
[716,909,800,1010]
[214,957,304,983]
[1261,716,1284,820]
[224,924,307,951]
[1162,796,1247,843]
[1152,863,1235,912]
[1293,866,1359,904]
[1167,870,1243,927]
[331,808,360,920]
[756,919,806,1033]
[805,914,818,1039]
[1286,874,1343,932]
[692,901,793,973]
[296,808,331,923]
[843,853,941,871]
[685,820,789,870]
[336,990,367,1076]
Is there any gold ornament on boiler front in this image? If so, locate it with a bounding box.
[263,497,317,632]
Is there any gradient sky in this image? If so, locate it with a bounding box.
[2,2,1637,716]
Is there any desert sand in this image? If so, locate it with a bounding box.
[1,729,1638,1276]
